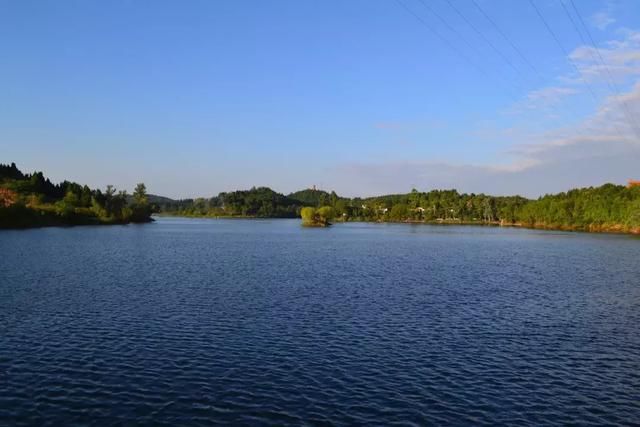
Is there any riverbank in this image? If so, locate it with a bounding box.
[368,220,640,235]
[380,219,640,235]
[158,213,640,236]
[0,204,154,229]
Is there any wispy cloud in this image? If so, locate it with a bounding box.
[333,136,638,198]
[331,25,640,198]
[569,29,640,83]
[509,28,640,119]
[590,11,616,31]
[508,86,578,114]
[588,0,617,31]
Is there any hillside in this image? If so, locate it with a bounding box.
[163,187,302,218]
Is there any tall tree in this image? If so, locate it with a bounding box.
[133,183,148,205]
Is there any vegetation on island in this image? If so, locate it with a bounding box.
[0,163,154,229]
[300,206,335,227]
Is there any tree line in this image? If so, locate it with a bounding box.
[0,163,153,228]
[160,183,640,233]
[160,187,300,218]
[5,161,638,233]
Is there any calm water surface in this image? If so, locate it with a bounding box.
[1,217,639,425]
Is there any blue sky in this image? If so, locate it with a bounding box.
[1,0,639,198]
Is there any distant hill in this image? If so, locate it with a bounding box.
[160,187,303,218]
[147,194,177,204]
[288,189,337,207]
[126,194,177,206]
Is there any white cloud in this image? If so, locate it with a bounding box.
[505,32,638,114]
[331,80,640,198]
[508,86,578,113]
[568,29,640,83]
[328,25,640,198]
[590,11,615,31]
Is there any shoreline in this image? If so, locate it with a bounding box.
[0,216,154,230]
[3,212,638,236]
[158,214,640,236]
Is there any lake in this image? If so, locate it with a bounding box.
[1,217,639,425]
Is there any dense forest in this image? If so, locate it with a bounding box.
[159,187,300,218]
[0,163,154,228]
[161,182,640,233]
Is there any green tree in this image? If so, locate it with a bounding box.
[300,206,334,227]
[389,203,409,221]
[63,190,79,207]
[133,183,148,205]
[317,206,335,222]
[300,207,316,225]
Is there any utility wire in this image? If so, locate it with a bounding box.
[528,0,599,103]
[394,0,521,100]
[564,0,640,139]
[394,0,478,71]
[418,0,527,93]
[468,0,581,128]
[395,0,614,144]
[470,0,543,81]
[527,0,627,140]
[416,0,477,56]
[464,0,579,130]
[556,0,634,138]
[444,0,524,80]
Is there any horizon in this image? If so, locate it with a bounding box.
[4,160,633,202]
[2,0,639,199]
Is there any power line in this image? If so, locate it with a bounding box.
[527,0,629,142]
[393,0,480,73]
[394,0,619,144]
[470,0,543,81]
[560,0,639,138]
[528,0,599,103]
[464,0,582,127]
[444,1,586,132]
[558,1,595,61]
[413,0,531,99]
[393,0,520,100]
[463,0,622,144]
[444,0,524,80]
[564,0,640,139]
[416,0,477,56]
[394,0,560,152]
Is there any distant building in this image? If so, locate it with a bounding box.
[628,180,640,188]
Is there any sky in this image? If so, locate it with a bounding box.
[1,0,639,198]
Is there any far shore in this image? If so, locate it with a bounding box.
[157,213,640,236]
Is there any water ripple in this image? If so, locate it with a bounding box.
[1,219,639,425]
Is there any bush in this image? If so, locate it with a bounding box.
[301,206,334,227]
